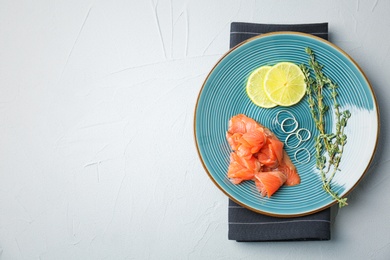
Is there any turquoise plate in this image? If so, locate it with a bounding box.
[194,32,379,217]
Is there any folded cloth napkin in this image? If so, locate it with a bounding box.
[229,22,328,48]
[228,22,332,242]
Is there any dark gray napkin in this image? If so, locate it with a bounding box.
[230,22,328,48]
[228,22,332,242]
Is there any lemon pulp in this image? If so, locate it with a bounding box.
[263,62,306,107]
[246,66,277,108]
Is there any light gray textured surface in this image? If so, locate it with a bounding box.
[0,0,389,259]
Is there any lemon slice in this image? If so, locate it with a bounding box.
[264,62,306,106]
[246,66,277,108]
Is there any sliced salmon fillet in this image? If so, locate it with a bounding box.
[257,143,278,168]
[228,114,251,134]
[226,132,242,151]
[277,151,300,186]
[226,114,300,198]
[226,115,266,158]
[254,171,287,197]
[241,128,266,153]
[268,138,284,164]
[227,152,260,184]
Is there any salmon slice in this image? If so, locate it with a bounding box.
[228,114,251,134]
[241,128,266,153]
[226,132,242,151]
[255,121,300,186]
[227,152,260,184]
[268,138,284,164]
[257,143,278,168]
[227,114,264,137]
[277,151,300,186]
[236,142,254,159]
[226,132,253,159]
[226,114,300,197]
[254,171,287,197]
[226,115,266,158]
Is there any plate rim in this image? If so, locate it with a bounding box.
[193,31,380,217]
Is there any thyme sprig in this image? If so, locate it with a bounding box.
[300,47,351,208]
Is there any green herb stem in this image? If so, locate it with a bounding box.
[301,47,351,208]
